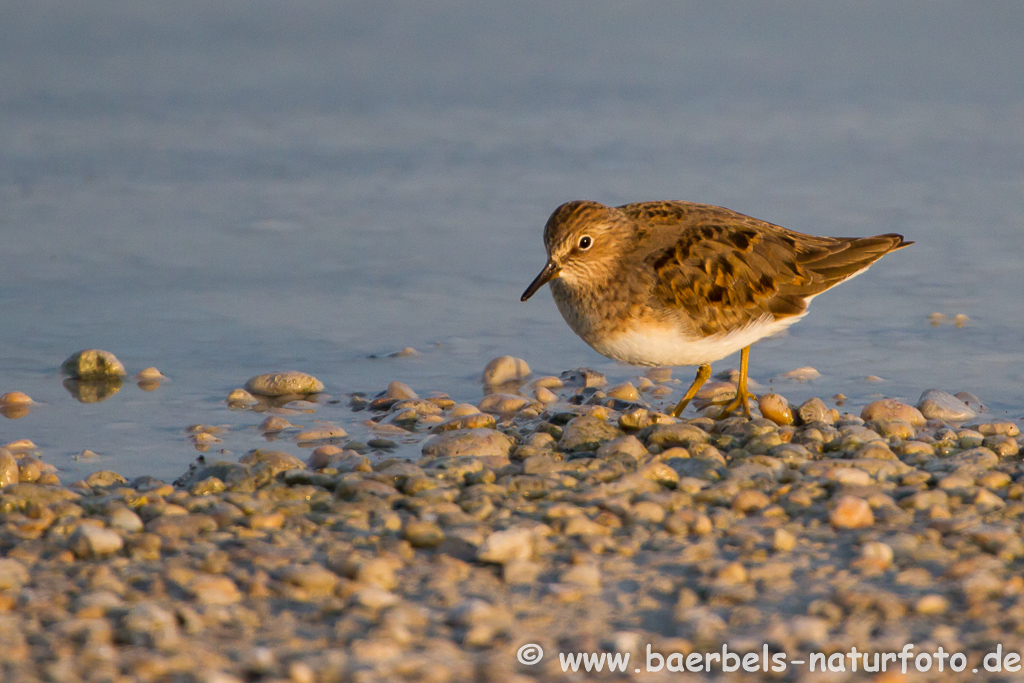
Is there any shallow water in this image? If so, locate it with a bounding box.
[1,2,1022,481]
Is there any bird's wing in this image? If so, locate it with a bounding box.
[621,202,910,337]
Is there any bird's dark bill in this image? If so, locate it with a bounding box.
[521,261,560,301]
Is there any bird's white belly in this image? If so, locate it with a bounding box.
[588,315,804,367]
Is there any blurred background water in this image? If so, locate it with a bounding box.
[1,1,1022,481]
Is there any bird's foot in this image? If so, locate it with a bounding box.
[702,391,756,420]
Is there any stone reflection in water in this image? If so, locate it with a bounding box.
[0,405,31,419]
[63,378,123,403]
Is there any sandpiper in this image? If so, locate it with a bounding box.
[521,200,912,418]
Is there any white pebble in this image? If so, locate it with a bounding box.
[535,386,558,403]
[135,367,166,380]
[477,527,534,564]
[917,389,976,422]
[482,356,531,385]
[384,381,417,400]
[781,366,821,381]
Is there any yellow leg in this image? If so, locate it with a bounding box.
[670,363,711,418]
[716,346,754,419]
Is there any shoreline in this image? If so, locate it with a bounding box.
[1,361,1023,681]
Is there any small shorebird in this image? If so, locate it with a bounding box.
[521,200,912,418]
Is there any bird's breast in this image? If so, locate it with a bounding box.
[587,323,759,366]
[552,276,804,366]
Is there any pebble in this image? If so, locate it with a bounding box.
[69,525,125,558]
[392,398,443,417]
[227,388,259,405]
[955,391,986,412]
[122,603,180,650]
[596,435,647,460]
[354,586,400,610]
[18,459,41,483]
[758,393,793,425]
[829,496,874,529]
[477,527,534,564]
[61,349,127,379]
[279,564,338,598]
[349,558,399,590]
[559,415,623,451]
[384,381,418,400]
[860,399,926,427]
[647,422,710,448]
[915,594,949,615]
[781,366,821,381]
[773,528,796,552]
[523,375,564,393]
[135,366,166,380]
[976,420,1020,437]
[503,559,542,584]
[481,355,531,385]
[606,382,640,401]
[436,403,474,420]
[716,561,748,584]
[107,507,145,532]
[449,598,510,646]
[618,407,652,430]
[873,418,915,439]
[403,520,444,548]
[535,386,558,403]
[732,489,771,514]
[294,425,348,442]
[797,397,835,424]
[86,470,128,487]
[560,563,601,589]
[917,389,977,421]
[694,381,736,402]
[189,575,242,605]
[974,489,1005,509]
[432,412,497,432]
[860,541,894,569]
[931,446,999,476]
[560,367,606,388]
[238,449,306,475]
[477,393,529,414]
[421,429,514,458]
[0,558,28,590]
[984,434,1019,456]
[259,416,292,432]
[0,450,18,487]
[244,372,324,396]
[0,391,32,406]
[829,468,872,486]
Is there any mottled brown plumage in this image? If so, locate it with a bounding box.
[521,199,912,418]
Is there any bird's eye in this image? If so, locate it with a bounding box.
[578,235,593,250]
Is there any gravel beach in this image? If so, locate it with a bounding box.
[2,357,1023,682]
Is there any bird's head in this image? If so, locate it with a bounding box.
[521,200,631,301]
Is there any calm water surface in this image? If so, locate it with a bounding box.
[1,2,1022,480]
